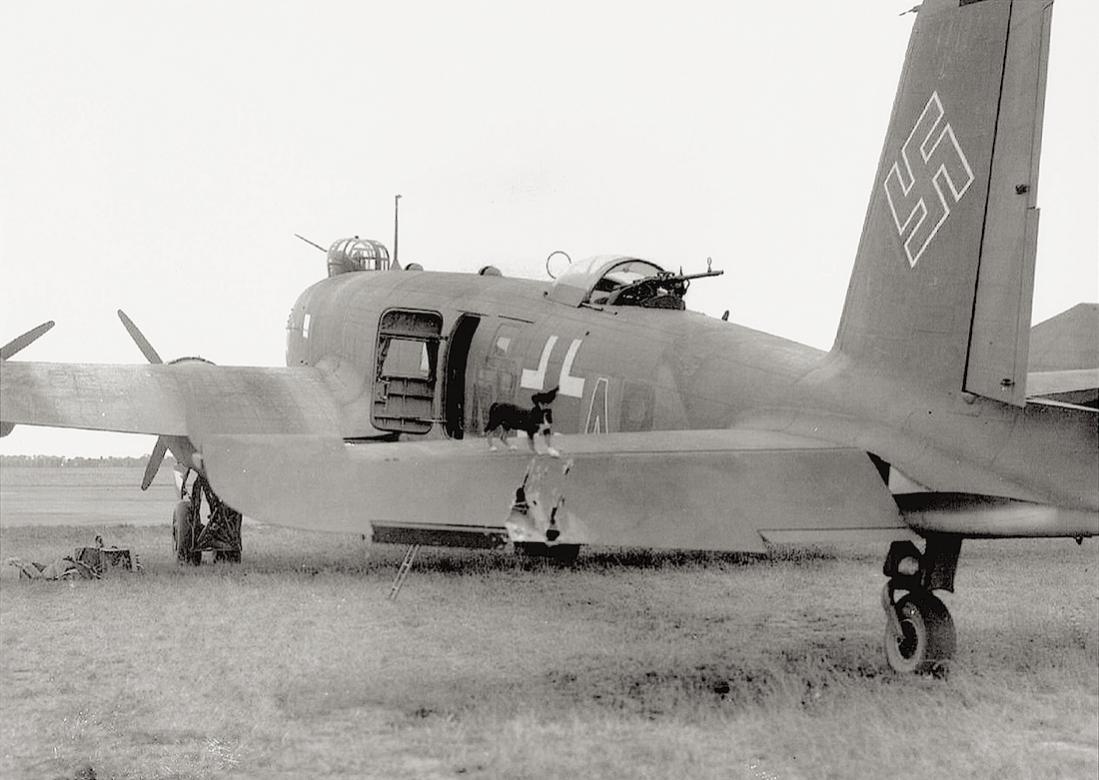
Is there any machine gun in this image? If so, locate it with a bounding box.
[604,262,724,309]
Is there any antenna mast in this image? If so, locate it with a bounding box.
[393,194,402,266]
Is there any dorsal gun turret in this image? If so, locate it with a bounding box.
[327,237,390,277]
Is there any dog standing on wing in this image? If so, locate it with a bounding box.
[485,387,560,457]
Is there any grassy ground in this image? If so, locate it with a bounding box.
[0,467,176,527]
[0,518,1095,780]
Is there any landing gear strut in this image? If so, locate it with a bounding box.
[881,536,961,674]
[172,470,243,565]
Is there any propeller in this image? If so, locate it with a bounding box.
[118,310,164,365]
[0,320,55,361]
[1,320,55,437]
[142,436,170,492]
[117,310,171,490]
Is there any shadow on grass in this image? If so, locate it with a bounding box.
[374,543,839,576]
[271,643,916,727]
[542,649,894,716]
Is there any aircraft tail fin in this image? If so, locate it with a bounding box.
[832,0,1052,406]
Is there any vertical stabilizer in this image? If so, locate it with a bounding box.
[833,0,1052,405]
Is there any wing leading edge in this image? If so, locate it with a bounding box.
[0,360,342,438]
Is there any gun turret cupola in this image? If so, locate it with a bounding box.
[327,237,391,277]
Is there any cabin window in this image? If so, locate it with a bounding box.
[380,338,430,379]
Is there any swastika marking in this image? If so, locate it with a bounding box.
[883,91,974,268]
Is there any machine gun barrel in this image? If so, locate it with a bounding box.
[673,269,724,282]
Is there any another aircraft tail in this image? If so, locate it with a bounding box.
[832,0,1052,406]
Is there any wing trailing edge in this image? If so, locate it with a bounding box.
[199,430,910,553]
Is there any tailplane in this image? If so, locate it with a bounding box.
[833,0,1053,406]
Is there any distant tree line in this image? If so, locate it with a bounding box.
[0,454,177,468]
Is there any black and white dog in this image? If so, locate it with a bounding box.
[485,386,560,456]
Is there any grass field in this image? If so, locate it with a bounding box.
[0,467,176,527]
[0,469,1096,779]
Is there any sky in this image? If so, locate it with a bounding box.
[1,0,1096,456]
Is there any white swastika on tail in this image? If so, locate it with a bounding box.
[883,91,974,268]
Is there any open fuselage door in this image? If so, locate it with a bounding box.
[372,309,442,435]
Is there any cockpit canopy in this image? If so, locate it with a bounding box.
[548,255,684,309]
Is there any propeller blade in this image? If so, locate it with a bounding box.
[0,320,55,360]
[142,436,169,490]
[117,310,163,364]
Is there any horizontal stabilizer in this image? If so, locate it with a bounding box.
[1027,368,1099,407]
[1028,303,1099,372]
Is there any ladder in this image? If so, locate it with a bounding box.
[387,544,420,600]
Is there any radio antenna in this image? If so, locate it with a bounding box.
[294,233,326,253]
[393,194,402,266]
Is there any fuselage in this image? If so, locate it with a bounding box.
[286,268,1098,515]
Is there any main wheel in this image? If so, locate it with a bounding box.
[172,499,202,566]
[884,590,956,674]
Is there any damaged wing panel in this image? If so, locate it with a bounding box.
[200,430,906,554]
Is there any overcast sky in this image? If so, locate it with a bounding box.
[1,0,1096,456]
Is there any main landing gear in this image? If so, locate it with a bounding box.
[881,536,961,674]
[172,470,243,565]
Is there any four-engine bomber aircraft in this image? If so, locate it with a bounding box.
[2,0,1096,673]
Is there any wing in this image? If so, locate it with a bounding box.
[200,429,913,554]
[0,360,342,438]
[2,359,911,553]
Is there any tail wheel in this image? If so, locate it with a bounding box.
[172,499,202,566]
[884,590,956,674]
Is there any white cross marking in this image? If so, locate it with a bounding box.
[520,335,557,390]
[559,339,585,398]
